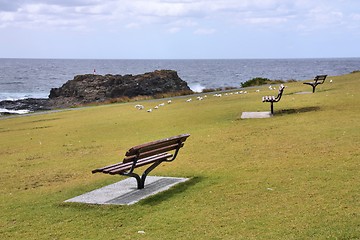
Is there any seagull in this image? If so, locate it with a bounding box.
[135,104,144,110]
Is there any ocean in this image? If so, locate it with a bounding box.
[1,58,360,102]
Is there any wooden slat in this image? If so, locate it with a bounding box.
[92,162,123,173]
[125,134,190,156]
[108,153,173,175]
[103,153,171,173]
[123,143,184,163]
[314,75,327,81]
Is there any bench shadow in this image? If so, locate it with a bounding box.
[140,176,203,206]
[275,106,320,115]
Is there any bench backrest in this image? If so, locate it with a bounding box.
[275,84,285,101]
[123,134,190,163]
[314,75,327,83]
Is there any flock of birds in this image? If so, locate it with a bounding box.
[134,80,334,113]
[133,89,259,113]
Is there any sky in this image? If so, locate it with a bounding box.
[1,0,360,59]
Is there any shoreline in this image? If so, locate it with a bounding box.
[0,98,53,116]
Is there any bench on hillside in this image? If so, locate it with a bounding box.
[262,84,285,115]
[303,75,327,93]
[92,134,190,189]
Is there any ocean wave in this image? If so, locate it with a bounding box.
[0,81,24,85]
[0,92,48,101]
[0,108,32,115]
[189,83,206,93]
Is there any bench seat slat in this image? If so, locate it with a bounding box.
[98,153,171,174]
[92,162,123,173]
[108,153,173,175]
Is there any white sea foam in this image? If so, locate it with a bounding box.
[0,108,32,114]
[189,83,206,93]
[0,92,48,102]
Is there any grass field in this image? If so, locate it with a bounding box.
[1,73,359,239]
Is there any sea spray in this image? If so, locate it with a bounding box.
[189,83,206,93]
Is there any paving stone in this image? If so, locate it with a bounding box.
[65,176,189,205]
[240,111,272,119]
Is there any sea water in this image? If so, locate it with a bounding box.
[1,58,359,102]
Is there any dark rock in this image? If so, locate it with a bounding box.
[0,98,52,112]
[49,70,192,107]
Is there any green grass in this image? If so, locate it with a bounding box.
[1,73,359,239]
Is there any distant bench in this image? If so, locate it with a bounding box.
[262,84,285,114]
[303,75,327,93]
[92,134,190,189]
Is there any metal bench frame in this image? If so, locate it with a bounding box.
[303,75,327,93]
[262,84,285,114]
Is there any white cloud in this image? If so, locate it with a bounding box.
[168,27,181,33]
[1,0,360,58]
[125,22,141,29]
[194,28,216,35]
[241,16,288,25]
[1,0,358,33]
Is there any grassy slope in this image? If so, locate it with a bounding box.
[0,73,359,239]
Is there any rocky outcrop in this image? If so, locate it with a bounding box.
[0,98,52,113]
[48,70,192,107]
[0,70,192,114]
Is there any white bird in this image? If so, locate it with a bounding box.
[159,103,165,106]
[135,104,144,110]
[154,106,159,109]
[330,79,333,83]
[167,100,172,104]
[256,89,260,92]
[147,109,152,112]
[186,98,192,102]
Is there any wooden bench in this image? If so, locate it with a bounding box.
[92,134,190,189]
[303,75,327,93]
[262,84,285,114]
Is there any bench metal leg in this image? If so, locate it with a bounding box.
[121,160,163,189]
[270,102,274,114]
[140,160,163,189]
[123,172,143,189]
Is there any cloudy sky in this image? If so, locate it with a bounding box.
[1,0,360,59]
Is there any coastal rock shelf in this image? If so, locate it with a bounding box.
[0,70,192,113]
[0,98,52,114]
[49,70,192,108]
